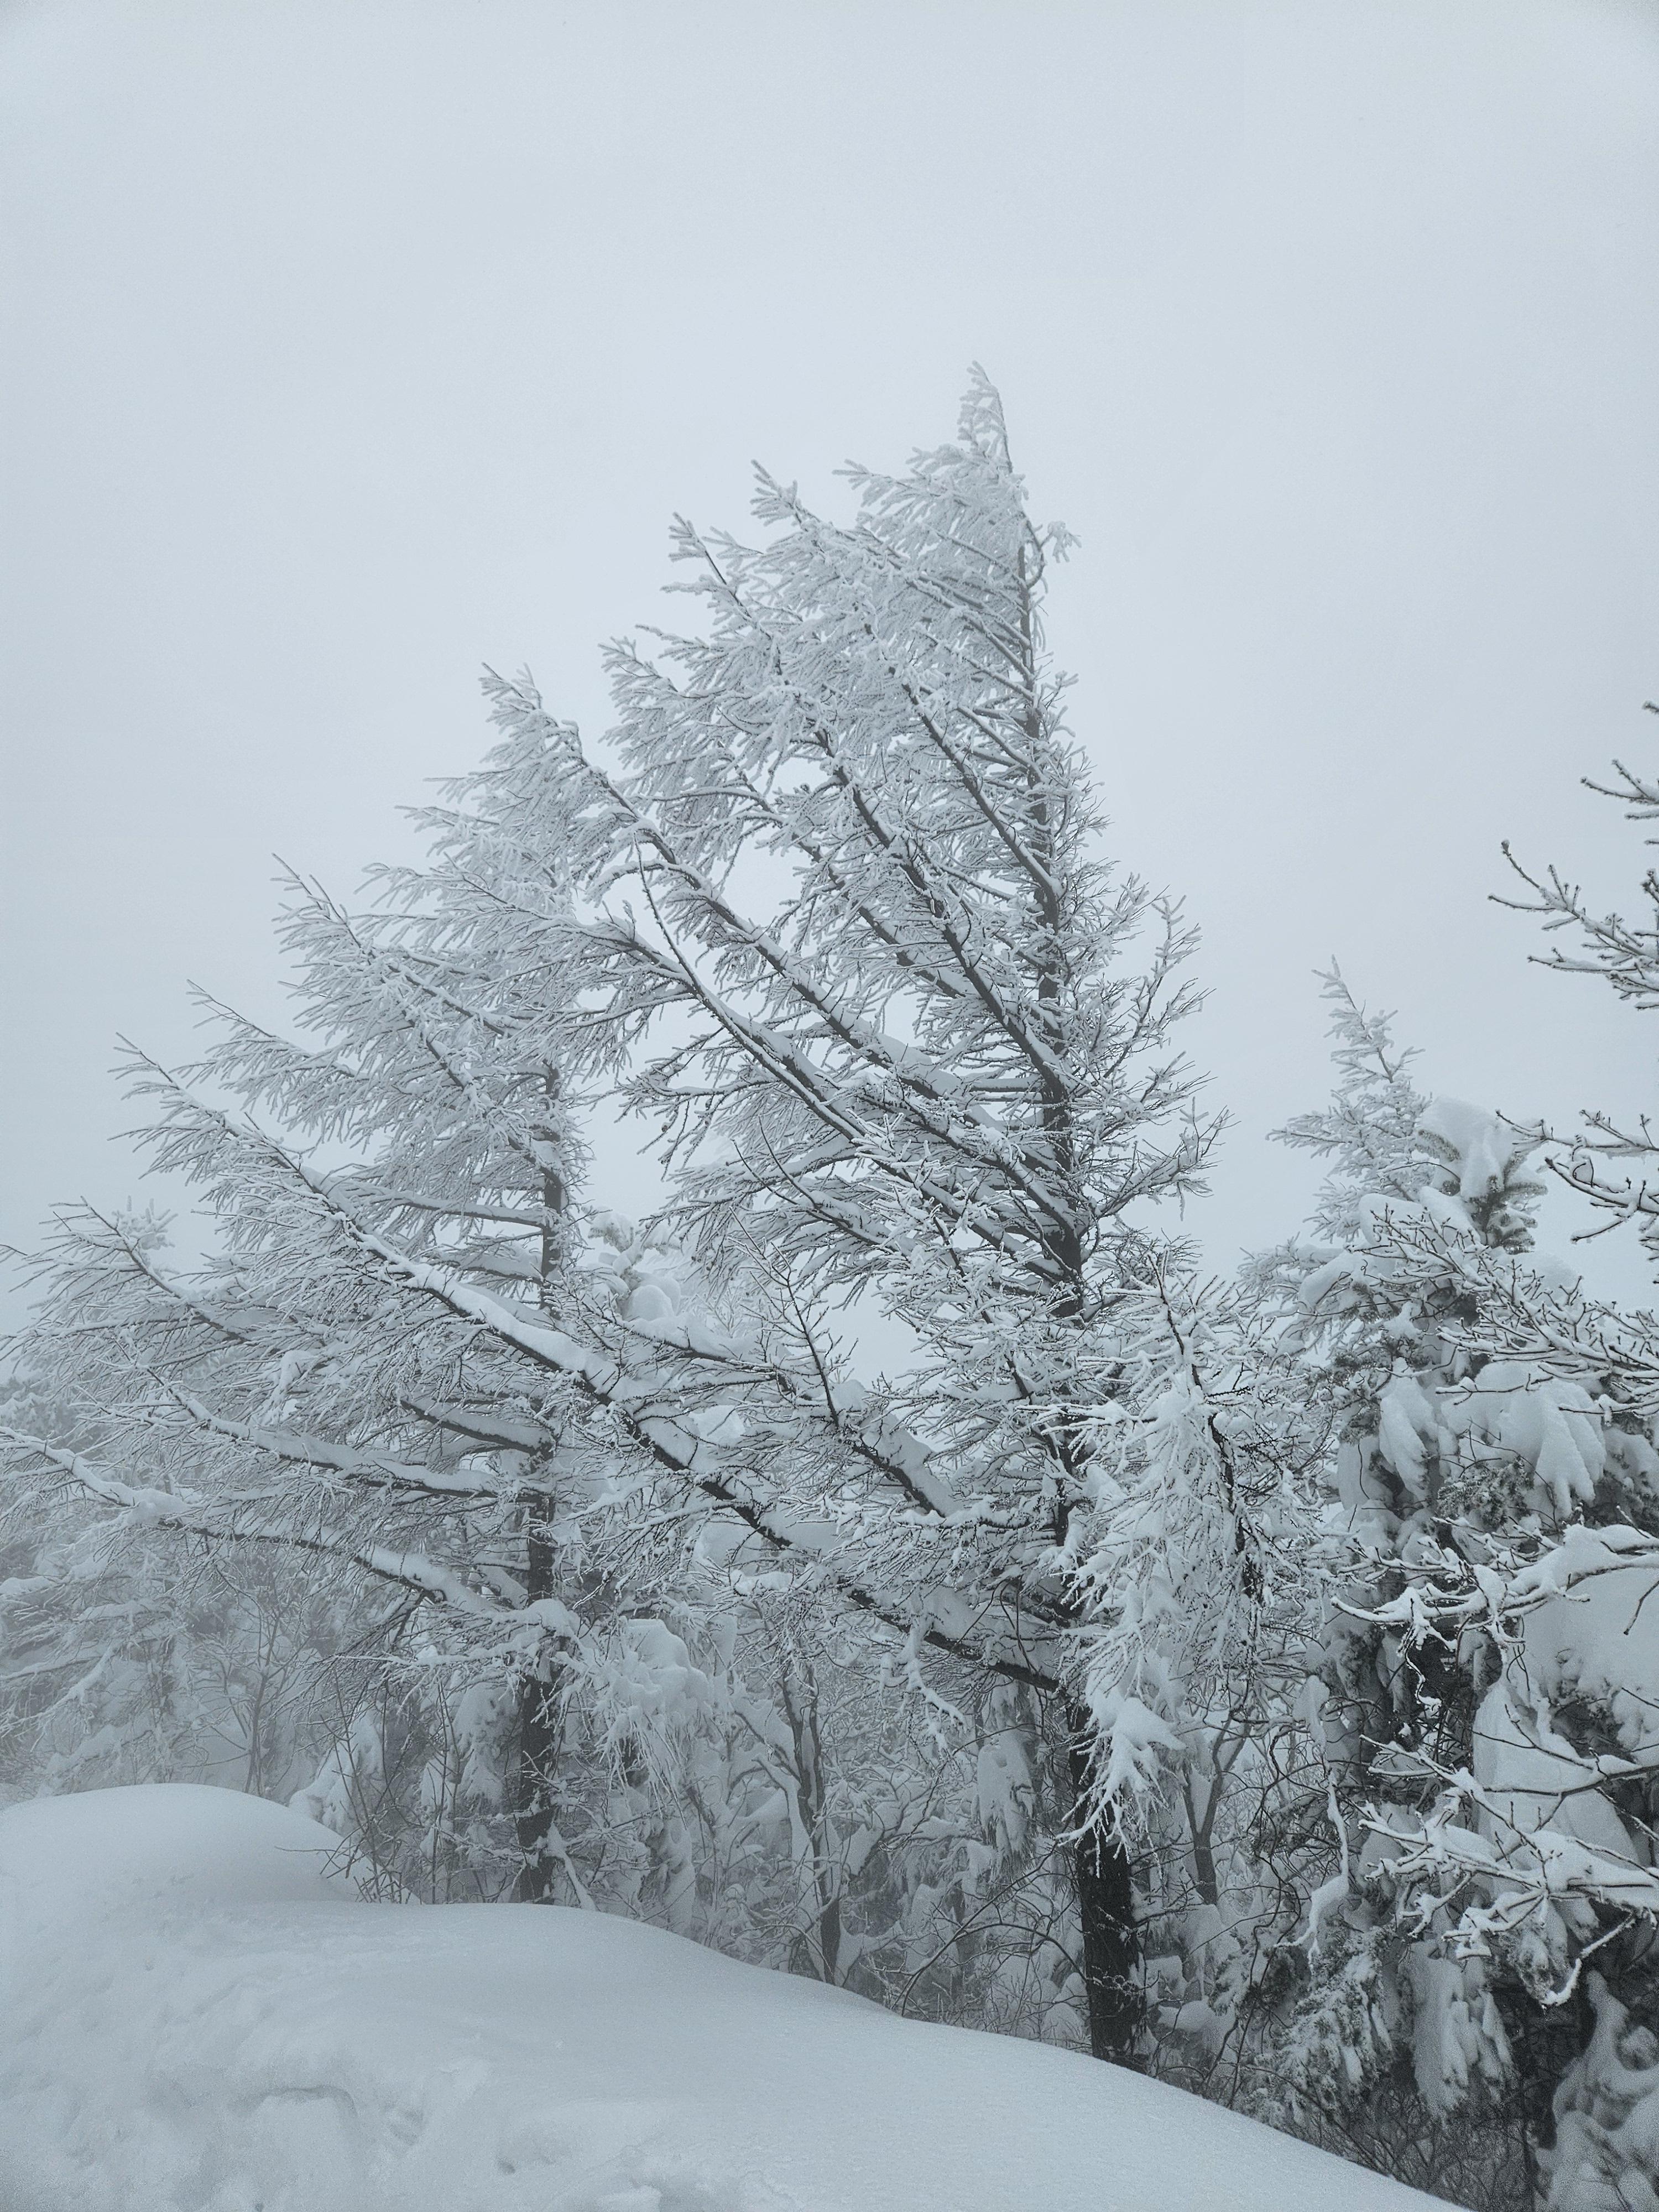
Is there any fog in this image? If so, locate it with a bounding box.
[4,0,1658,1311]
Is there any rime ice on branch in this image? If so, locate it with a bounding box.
[489,373,1243,2060]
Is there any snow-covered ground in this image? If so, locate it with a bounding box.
[0,1785,1442,2212]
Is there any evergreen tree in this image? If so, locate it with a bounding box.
[0,415,1147,2027]
[1262,959,1659,2207]
[0,737,669,1904]
[1339,745,1659,2212]
[502,372,1244,2060]
[4,378,1302,2077]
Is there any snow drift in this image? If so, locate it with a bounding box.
[0,1785,1442,2212]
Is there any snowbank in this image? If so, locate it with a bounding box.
[0,1785,1442,2212]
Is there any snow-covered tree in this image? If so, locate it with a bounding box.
[1261,924,1659,2203]
[0,399,1130,2037]
[1271,969,1551,1790]
[1498,728,1659,1268]
[483,371,1281,2061]
[0,1351,380,1838]
[0,732,698,1907]
[1240,973,1567,2195]
[1323,744,1659,2211]
[5,377,1319,2079]
[1064,1267,1326,2096]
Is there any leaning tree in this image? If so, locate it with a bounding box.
[0,732,681,1903]
[4,378,1273,2063]
[500,371,1251,2060]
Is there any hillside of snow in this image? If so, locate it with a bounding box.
[0,1785,1445,2212]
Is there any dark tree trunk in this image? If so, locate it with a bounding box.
[513,1505,561,1902]
[1069,1713,1142,2066]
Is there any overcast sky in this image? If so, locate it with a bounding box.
[4,0,1658,1319]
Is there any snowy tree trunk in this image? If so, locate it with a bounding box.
[780,1657,842,1984]
[513,1500,564,1904]
[502,380,1211,2058]
[1034,733,1144,2066]
[514,1083,570,1904]
[1067,1707,1142,2065]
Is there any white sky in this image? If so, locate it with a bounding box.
[3,0,1658,1320]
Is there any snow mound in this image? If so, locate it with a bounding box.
[1,1785,1442,2212]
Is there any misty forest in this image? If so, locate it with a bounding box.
[4,374,1658,2212]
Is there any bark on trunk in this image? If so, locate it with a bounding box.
[513,1506,561,1902]
[1069,1717,1142,2066]
[516,1080,567,1903]
[1009,554,1143,2064]
[782,1656,841,1983]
